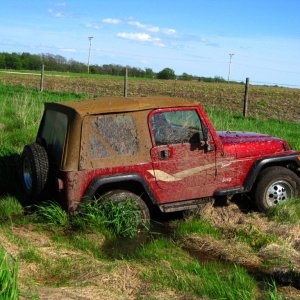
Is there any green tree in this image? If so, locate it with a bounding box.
[145,68,154,78]
[157,68,176,80]
[181,72,193,81]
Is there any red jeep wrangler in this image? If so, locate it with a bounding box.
[21,96,300,219]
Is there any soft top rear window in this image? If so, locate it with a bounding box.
[40,110,68,167]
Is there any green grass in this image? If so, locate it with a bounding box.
[206,108,300,150]
[0,83,299,298]
[267,198,300,224]
[0,69,149,80]
[0,196,24,221]
[264,281,284,300]
[174,217,222,238]
[19,248,42,264]
[0,83,86,153]
[74,197,147,238]
[0,247,19,299]
[134,238,257,299]
[33,201,69,227]
[234,224,277,250]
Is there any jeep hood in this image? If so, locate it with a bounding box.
[217,131,289,158]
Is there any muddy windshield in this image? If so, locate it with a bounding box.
[39,110,68,168]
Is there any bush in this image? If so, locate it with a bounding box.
[0,248,19,299]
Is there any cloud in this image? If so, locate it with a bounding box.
[162,28,177,35]
[55,2,66,7]
[102,18,122,24]
[117,32,165,47]
[48,8,65,18]
[117,32,151,41]
[127,20,145,29]
[59,48,76,52]
[85,23,102,30]
[127,19,161,33]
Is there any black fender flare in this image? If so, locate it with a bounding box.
[243,153,300,192]
[82,173,158,205]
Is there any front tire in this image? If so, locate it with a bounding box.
[20,143,49,198]
[254,166,300,211]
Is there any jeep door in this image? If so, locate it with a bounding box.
[149,107,216,202]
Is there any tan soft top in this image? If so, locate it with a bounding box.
[45,96,199,117]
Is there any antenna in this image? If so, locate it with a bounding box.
[87,36,94,73]
[227,53,234,82]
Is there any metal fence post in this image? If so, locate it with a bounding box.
[243,77,250,117]
[40,64,45,92]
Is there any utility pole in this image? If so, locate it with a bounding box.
[87,36,94,73]
[227,53,234,82]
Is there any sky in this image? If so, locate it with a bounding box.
[1,0,300,87]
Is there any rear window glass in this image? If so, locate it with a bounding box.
[40,110,68,167]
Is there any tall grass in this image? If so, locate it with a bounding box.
[74,197,147,238]
[33,201,69,227]
[267,198,300,224]
[33,198,147,238]
[0,196,24,221]
[0,248,19,299]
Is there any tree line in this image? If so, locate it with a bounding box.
[0,52,226,82]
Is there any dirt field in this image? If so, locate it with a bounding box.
[0,72,299,123]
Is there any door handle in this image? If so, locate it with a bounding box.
[159,149,170,160]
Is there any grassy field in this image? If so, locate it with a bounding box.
[0,81,300,299]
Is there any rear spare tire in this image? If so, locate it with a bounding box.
[21,143,49,198]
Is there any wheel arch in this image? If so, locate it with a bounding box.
[243,154,300,192]
[82,173,158,207]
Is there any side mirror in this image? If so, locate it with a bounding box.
[201,126,215,152]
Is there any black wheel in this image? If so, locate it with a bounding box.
[104,190,150,225]
[21,143,49,198]
[254,166,300,211]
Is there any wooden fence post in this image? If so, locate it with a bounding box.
[243,77,250,117]
[124,67,128,97]
[40,64,45,92]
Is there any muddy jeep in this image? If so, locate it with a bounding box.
[21,96,300,217]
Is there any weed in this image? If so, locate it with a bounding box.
[33,201,69,227]
[235,224,277,250]
[0,247,19,299]
[100,199,148,238]
[267,198,300,224]
[175,217,222,238]
[71,198,107,233]
[19,248,42,264]
[74,197,147,238]
[0,196,23,221]
[264,280,284,300]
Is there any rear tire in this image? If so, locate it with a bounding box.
[21,143,49,198]
[254,166,300,212]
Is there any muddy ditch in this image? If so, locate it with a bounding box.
[176,200,300,292]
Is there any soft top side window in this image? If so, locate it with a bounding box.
[151,109,203,146]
